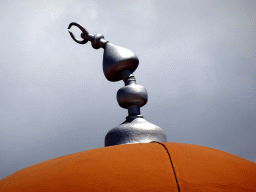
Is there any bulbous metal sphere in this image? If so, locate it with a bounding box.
[117,84,148,109]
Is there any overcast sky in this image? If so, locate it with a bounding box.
[0,0,255,179]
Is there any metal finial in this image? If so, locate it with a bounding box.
[68,22,167,147]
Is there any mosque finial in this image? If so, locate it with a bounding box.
[68,22,167,146]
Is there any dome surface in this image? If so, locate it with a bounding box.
[0,142,256,192]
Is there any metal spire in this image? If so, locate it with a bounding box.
[68,22,167,146]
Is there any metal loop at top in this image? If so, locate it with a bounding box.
[68,22,89,44]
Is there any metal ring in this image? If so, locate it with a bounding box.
[68,22,89,44]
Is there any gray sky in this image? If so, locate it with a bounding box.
[0,0,255,179]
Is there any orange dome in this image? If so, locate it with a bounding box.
[0,142,256,192]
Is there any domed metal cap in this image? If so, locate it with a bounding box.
[105,116,167,147]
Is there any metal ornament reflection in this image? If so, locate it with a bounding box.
[68,22,167,146]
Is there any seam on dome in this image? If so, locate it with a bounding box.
[151,141,181,192]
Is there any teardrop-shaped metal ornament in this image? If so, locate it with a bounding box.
[103,43,139,82]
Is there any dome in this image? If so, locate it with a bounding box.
[1,142,256,192]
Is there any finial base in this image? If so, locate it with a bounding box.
[104,116,167,147]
